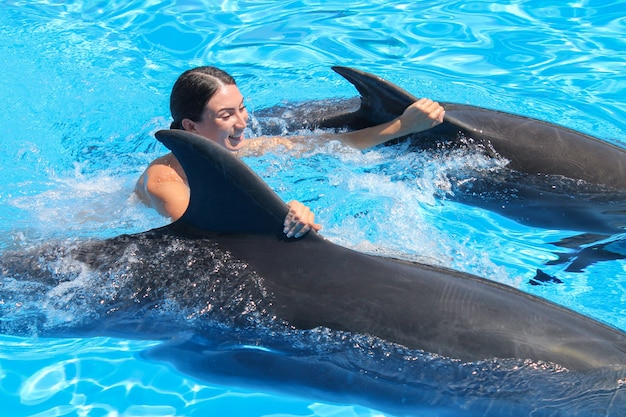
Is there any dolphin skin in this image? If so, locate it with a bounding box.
[257,66,626,235]
[149,128,626,372]
[2,127,625,371]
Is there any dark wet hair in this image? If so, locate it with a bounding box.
[169,66,236,130]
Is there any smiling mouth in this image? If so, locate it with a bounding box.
[227,135,245,150]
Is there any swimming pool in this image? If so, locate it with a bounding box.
[1,0,625,415]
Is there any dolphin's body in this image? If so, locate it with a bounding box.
[152,129,626,370]
[329,66,626,190]
[5,127,623,371]
[1,122,625,363]
[327,66,626,190]
[256,66,626,236]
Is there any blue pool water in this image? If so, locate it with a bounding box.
[1,0,625,416]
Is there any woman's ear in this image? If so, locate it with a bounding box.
[181,118,195,132]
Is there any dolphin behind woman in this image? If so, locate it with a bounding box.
[321,66,626,235]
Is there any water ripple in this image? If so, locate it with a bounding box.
[2,1,626,416]
[4,0,624,143]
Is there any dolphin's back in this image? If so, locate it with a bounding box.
[443,104,626,190]
[331,66,626,191]
[209,231,626,371]
[154,128,626,371]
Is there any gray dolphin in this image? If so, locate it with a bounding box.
[152,128,626,371]
[255,66,626,236]
[328,66,626,190]
[2,127,626,371]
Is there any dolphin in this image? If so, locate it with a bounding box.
[6,126,623,370]
[2,126,626,371]
[326,66,626,191]
[257,67,626,232]
[253,66,626,275]
[153,128,626,371]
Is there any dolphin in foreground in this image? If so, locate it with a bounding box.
[150,128,626,372]
[2,127,625,372]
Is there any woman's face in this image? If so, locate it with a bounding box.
[183,84,249,152]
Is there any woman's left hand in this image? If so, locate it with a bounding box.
[283,200,323,238]
[400,98,445,133]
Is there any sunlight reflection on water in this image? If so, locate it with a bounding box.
[1,0,626,416]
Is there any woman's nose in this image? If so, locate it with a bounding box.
[236,110,248,128]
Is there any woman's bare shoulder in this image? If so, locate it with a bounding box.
[146,153,187,182]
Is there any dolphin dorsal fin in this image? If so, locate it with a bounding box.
[331,67,494,145]
[332,66,418,125]
[155,129,289,235]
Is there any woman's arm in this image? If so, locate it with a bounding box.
[322,98,445,150]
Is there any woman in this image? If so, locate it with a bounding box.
[136,66,445,238]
